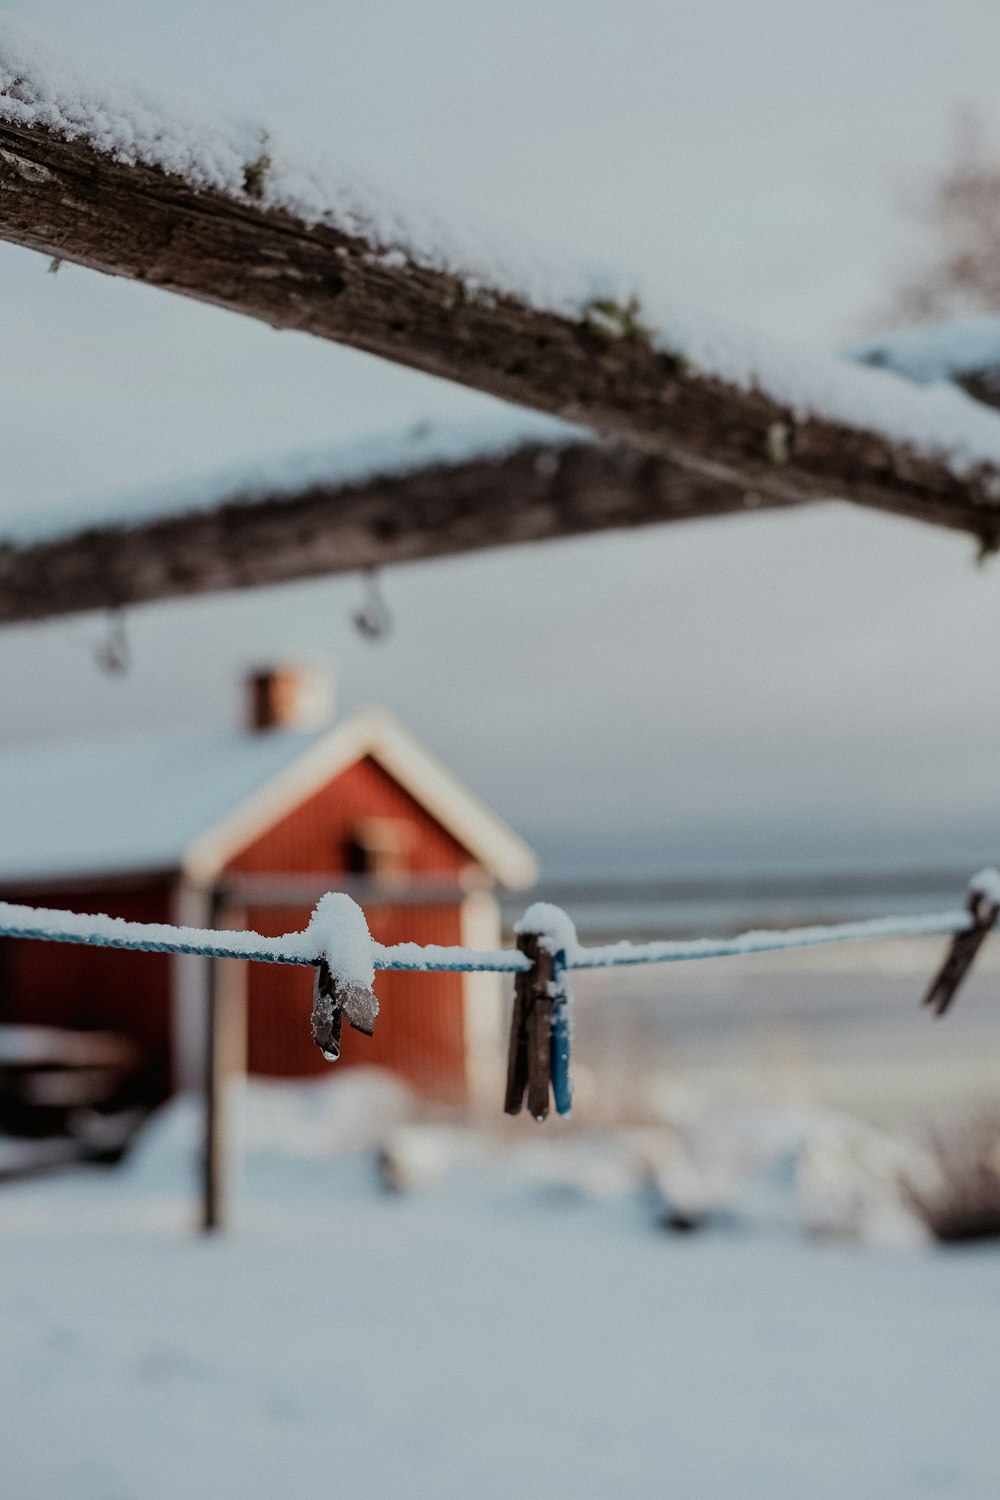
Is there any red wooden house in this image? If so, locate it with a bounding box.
[0,670,536,1116]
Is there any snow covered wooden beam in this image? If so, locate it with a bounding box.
[0,424,781,623]
[6,22,1000,549]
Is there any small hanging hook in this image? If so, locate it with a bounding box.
[94,608,131,677]
[351,570,393,642]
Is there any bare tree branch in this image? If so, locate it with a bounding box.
[892,112,1000,325]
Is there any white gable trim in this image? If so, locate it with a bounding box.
[182,707,537,890]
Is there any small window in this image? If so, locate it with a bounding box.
[342,818,413,878]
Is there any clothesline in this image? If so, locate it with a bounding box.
[4,876,995,1125]
[0,884,991,977]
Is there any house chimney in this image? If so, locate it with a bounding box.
[246,663,334,733]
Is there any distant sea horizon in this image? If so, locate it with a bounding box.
[530,813,1000,883]
[518,815,1000,937]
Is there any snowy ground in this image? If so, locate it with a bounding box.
[2,1082,1000,1500]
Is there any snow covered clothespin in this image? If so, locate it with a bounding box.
[311,958,378,1059]
[505,904,576,1121]
[923,868,1000,1017]
[304,894,379,1060]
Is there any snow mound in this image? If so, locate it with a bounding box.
[126,1070,416,1191]
[638,1086,935,1248]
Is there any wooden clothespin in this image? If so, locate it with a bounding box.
[505,932,553,1119]
[311,957,379,1060]
[504,923,574,1121]
[923,870,1000,1017]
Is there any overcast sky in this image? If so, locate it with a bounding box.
[3,0,1000,873]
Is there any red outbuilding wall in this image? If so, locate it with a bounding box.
[0,754,485,1112]
[0,878,175,1106]
[226,755,474,1104]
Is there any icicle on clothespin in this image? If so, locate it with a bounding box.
[923,868,1000,1017]
[307,892,379,1060]
[505,905,576,1121]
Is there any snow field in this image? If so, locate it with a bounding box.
[1,1075,999,1499]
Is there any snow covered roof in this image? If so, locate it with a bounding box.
[0,707,537,890]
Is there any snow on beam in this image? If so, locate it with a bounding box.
[852,319,1000,414]
[6,21,1000,547]
[0,429,782,623]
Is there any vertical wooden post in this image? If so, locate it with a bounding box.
[201,933,224,1233]
[200,895,247,1234]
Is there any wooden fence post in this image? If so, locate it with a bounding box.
[200,939,224,1233]
[200,896,247,1233]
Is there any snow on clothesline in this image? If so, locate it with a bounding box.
[0,896,531,976]
[0,871,995,983]
[8,18,1000,484]
[0,896,528,977]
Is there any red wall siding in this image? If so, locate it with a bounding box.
[0,881,175,1105]
[227,756,473,1104]
[0,756,483,1109]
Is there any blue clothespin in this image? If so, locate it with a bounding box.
[505,930,574,1120]
[550,949,573,1117]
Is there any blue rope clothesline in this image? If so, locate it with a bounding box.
[1,879,988,1127]
[0,897,982,975]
